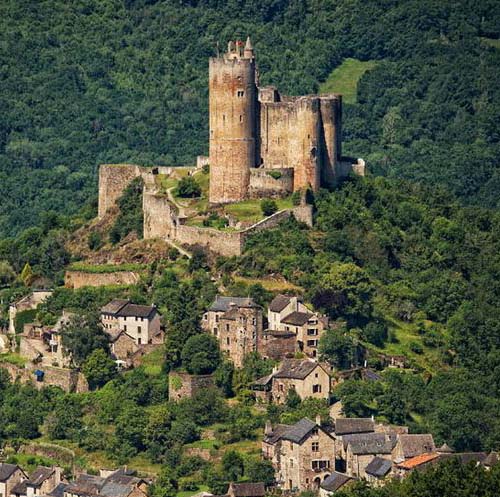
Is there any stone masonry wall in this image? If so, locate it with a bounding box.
[168,371,215,401]
[143,191,177,239]
[175,225,244,257]
[64,270,140,289]
[248,168,294,198]
[98,164,174,218]
[1,362,88,393]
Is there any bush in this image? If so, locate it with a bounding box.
[177,176,201,198]
[266,170,282,180]
[409,341,424,354]
[261,199,278,216]
[88,231,103,251]
[291,190,301,206]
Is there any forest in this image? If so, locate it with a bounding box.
[0,1,500,495]
[1,0,500,235]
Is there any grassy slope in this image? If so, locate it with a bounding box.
[320,58,378,103]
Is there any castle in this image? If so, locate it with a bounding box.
[97,38,364,256]
[208,38,360,203]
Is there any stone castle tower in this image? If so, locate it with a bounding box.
[209,38,258,203]
[208,38,362,204]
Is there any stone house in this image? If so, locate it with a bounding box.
[202,296,263,368]
[332,418,375,460]
[254,359,330,404]
[319,472,355,497]
[263,417,336,491]
[257,329,296,361]
[267,295,328,357]
[10,466,63,497]
[392,434,435,463]
[9,290,53,335]
[227,482,265,497]
[344,432,396,478]
[107,329,140,363]
[0,464,26,497]
[101,300,163,347]
[63,468,148,497]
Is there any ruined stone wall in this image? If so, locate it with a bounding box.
[259,102,293,168]
[248,168,294,198]
[98,164,142,218]
[319,95,342,187]
[291,205,314,227]
[143,191,178,239]
[98,164,175,218]
[168,371,215,401]
[1,362,88,393]
[209,56,257,203]
[175,225,244,257]
[64,270,140,289]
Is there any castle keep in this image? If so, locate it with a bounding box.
[97,38,364,256]
[209,38,358,204]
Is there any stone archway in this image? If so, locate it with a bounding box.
[313,477,322,490]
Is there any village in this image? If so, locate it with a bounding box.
[1,289,498,497]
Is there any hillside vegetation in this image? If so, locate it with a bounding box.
[1,0,500,236]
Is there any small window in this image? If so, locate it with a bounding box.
[124,325,127,332]
[226,324,230,332]
[313,384,322,393]
[239,114,243,122]
[312,442,319,452]
[237,90,245,97]
[226,337,230,345]
[138,337,142,345]
[137,326,141,334]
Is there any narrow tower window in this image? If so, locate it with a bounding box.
[239,115,243,122]
[237,90,245,97]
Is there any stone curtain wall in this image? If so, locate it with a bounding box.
[64,270,140,289]
[143,191,177,239]
[175,225,244,257]
[248,168,294,198]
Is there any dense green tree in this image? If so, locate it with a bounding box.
[177,176,201,198]
[60,312,110,366]
[181,334,221,375]
[221,450,244,482]
[82,349,117,390]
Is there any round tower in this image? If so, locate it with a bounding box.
[209,38,257,204]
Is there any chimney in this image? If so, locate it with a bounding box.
[53,467,63,485]
[265,420,273,436]
[315,414,322,427]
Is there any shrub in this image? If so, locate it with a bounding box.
[177,176,201,198]
[291,190,301,206]
[261,199,278,216]
[266,170,282,180]
[202,164,209,174]
[88,231,103,251]
[409,341,424,354]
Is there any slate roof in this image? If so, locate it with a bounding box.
[263,424,290,445]
[437,443,453,453]
[101,300,156,319]
[64,474,104,496]
[365,456,392,477]
[100,481,134,497]
[0,463,21,482]
[208,296,259,312]
[398,434,435,458]
[281,418,317,444]
[253,373,274,386]
[268,295,292,313]
[483,451,500,467]
[11,480,28,495]
[101,299,129,315]
[320,472,354,492]
[335,417,375,436]
[274,359,320,379]
[28,467,54,487]
[437,452,488,465]
[281,311,313,326]
[229,482,265,497]
[47,483,68,497]
[344,433,394,455]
